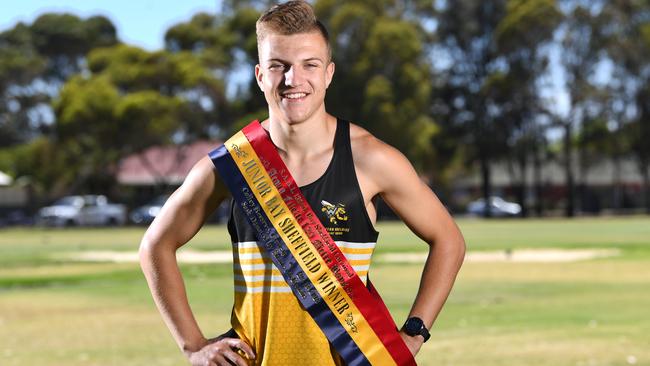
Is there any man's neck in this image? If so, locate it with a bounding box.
[264,112,336,161]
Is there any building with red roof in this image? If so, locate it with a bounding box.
[117,140,221,187]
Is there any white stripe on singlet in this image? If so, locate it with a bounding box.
[232,240,374,293]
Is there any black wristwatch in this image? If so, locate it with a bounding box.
[402,317,430,342]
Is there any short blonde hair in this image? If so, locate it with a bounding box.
[256,1,331,60]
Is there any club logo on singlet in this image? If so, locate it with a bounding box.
[321,200,348,225]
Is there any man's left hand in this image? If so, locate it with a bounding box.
[399,330,424,357]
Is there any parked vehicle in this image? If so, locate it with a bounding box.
[0,210,34,227]
[38,195,127,227]
[466,196,522,217]
[129,195,231,225]
[129,195,169,225]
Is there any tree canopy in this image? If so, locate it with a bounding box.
[1,1,649,214]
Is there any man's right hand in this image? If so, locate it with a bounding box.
[187,333,256,366]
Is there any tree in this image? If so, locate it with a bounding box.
[0,23,47,148]
[30,13,117,83]
[492,0,562,216]
[50,44,226,193]
[597,0,650,213]
[0,14,118,149]
[557,1,605,216]
[0,137,67,197]
[434,0,510,217]
[315,0,438,172]
[164,6,267,131]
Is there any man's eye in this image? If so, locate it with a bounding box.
[306,64,318,68]
[269,64,284,70]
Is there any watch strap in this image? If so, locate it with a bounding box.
[404,317,431,342]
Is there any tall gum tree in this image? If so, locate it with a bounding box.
[435,0,508,217]
[492,0,562,216]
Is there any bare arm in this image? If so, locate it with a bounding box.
[361,138,466,355]
[139,156,254,365]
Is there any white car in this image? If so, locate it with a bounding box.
[467,196,522,217]
[38,195,127,227]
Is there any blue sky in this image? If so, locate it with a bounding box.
[0,0,222,50]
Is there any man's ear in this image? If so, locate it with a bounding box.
[325,62,335,89]
[255,64,264,91]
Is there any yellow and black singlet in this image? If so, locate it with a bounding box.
[226,119,380,365]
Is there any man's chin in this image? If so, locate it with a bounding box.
[279,110,311,125]
[284,118,308,125]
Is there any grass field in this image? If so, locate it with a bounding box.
[1,217,649,365]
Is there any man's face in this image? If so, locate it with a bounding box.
[255,31,335,125]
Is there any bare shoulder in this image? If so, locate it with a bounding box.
[179,155,228,203]
[350,123,401,164]
[161,155,228,215]
[349,122,418,193]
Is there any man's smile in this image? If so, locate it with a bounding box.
[280,91,310,102]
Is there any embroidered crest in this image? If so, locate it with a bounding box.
[321,200,348,225]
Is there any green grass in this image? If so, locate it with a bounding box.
[1,217,649,365]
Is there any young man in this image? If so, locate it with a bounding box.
[139,1,465,365]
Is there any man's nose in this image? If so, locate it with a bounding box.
[284,66,303,86]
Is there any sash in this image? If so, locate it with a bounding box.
[209,121,416,366]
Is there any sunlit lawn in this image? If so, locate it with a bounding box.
[1,217,649,365]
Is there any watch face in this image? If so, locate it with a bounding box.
[405,317,423,335]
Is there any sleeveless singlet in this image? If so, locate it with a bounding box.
[227,119,380,365]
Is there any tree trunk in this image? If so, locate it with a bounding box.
[517,156,528,217]
[642,164,650,215]
[612,155,622,211]
[577,143,587,214]
[533,145,544,217]
[480,156,492,218]
[563,123,575,217]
